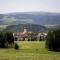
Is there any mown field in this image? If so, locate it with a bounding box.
[0,41,60,60]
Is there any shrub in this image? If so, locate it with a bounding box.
[14,43,19,50]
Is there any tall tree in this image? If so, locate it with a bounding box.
[46,29,60,51]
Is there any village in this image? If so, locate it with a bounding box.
[13,27,47,41]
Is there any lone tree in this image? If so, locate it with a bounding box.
[46,29,60,51]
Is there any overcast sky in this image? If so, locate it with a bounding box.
[0,0,60,13]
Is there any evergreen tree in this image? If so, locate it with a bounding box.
[46,29,60,51]
[0,32,14,48]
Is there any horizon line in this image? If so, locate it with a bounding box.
[0,11,60,14]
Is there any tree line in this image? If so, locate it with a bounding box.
[0,29,60,51]
[46,29,60,51]
[0,32,14,48]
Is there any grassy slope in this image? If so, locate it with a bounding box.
[0,25,8,31]
[0,41,60,60]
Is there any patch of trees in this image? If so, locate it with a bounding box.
[46,29,60,51]
[0,32,14,48]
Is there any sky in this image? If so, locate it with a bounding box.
[0,0,60,13]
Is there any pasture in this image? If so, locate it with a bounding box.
[0,41,60,60]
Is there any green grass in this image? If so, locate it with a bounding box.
[0,25,8,30]
[0,41,60,60]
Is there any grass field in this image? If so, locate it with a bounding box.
[0,25,8,31]
[0,41,60,60]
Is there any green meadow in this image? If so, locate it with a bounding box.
[0,25,8,31]
[0,41,60,60]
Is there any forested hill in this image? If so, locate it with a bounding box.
[3,24,47,33]
[0,12,60,25]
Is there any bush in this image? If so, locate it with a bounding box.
[46,29,60,51]
[14,43,19,50]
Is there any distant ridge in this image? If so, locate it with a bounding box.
[0,11,60,25]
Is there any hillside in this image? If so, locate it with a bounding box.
[0,11,60,32]
[3,24,47,33]
[0,12,60,25]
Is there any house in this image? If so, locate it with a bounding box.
[37,32,48,41]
